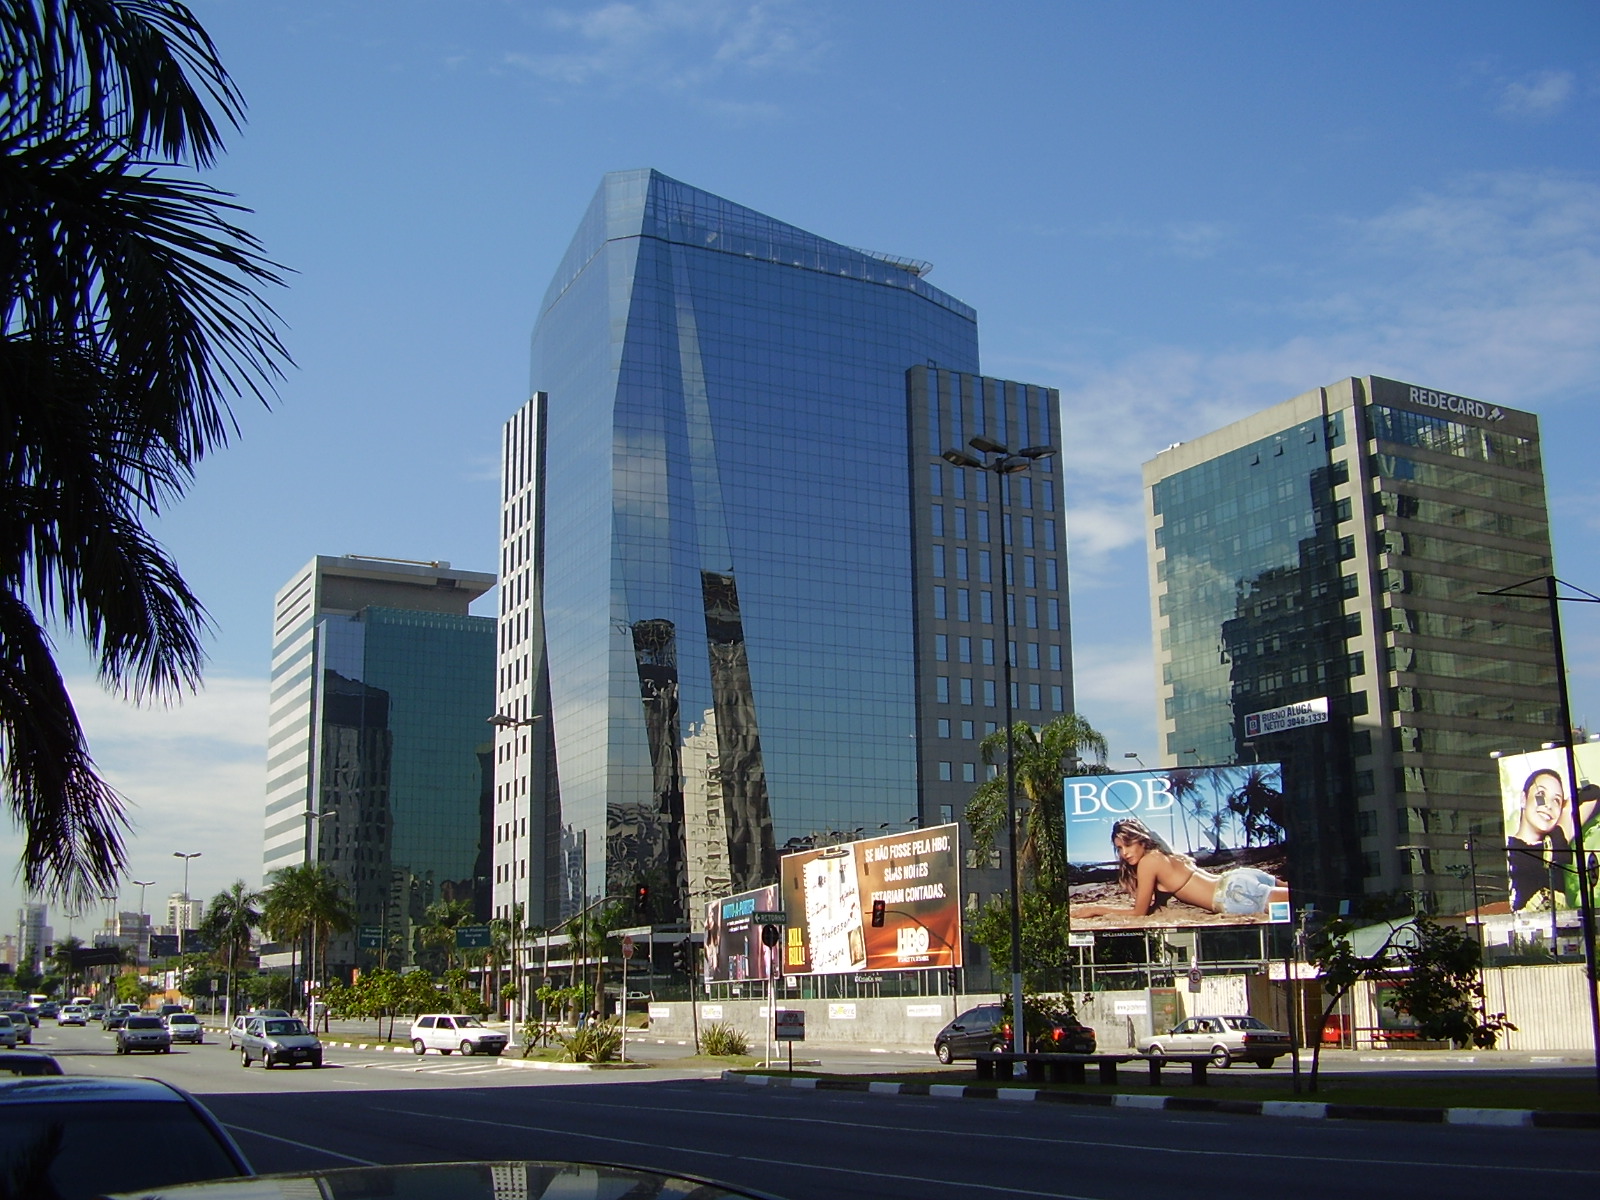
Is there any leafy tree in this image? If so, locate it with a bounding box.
[965,712,1108,898]
[0,0,288,907]
[261,863,354,1017]
[112,969,150,1006]
[414,897,474,975]
[966,888,1083,993]
[200,879,260,1019]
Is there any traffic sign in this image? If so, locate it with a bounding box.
[358,925,383,949]
[621,934,634,960]
[454,924,492,949]
[774,1010,806,1041]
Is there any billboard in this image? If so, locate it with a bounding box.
[1065,765,1292,930]
[1244,697,1328,737]
[703,884,782,984]
[1496,745,1600,914]
[775,824,963,976]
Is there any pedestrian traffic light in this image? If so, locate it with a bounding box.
[634,883,650,916]
[871,899,886,927]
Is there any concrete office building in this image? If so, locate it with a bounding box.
[1144,376,1554,911]
[265,555,496,973]
[495,170,1073,946]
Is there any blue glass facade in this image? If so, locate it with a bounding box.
[514,171,1067,927]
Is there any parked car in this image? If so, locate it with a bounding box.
[57,1005,88,1026]
[116,1015,172,1055]
[1144,1014,1291,1068]
[0,1075,252,1199]
[932,1003,1096,1063]
[165,1012,205,1044]
[409,1014,508,1057]
[0,1014,20,1049]
[238,1017,322,1068]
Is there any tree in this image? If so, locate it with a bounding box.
[200,879,261,1020]
[414,897,474,975]
[0,0,288,908]
[965,712,1108,898]
[261,863,353,1017]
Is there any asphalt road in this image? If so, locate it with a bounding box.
[20,1021,1599,1200]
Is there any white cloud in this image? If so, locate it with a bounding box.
[1069,639,1157,758]
[510,0,824,101]
[1088,218,1232,260]
[1497,69,1575,118]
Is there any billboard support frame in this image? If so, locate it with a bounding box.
[1483,574,1600,1096]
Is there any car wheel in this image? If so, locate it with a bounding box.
[240,1050,250,1068]
[1210,1045,1232,1069]
[935,1041,953,1065]
[460,1040,475,1057]
[441,1047,453,1055]
[263,1054,275,1069]
[312,1057,324,1068]
[1255,1057,1277,1069]
[989,1039,1007,1055]
[412,1039,427,1055]
[1145,1043,1164,1061]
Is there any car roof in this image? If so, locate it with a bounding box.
[0,1076,189,1105]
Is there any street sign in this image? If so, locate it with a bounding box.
[454,924,492,949]
[621,934,634,960]
[358,925,383,949]
[752,911,787,925]
[774,1010,806,1041]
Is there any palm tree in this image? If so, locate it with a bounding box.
[415,898,475,975]
[262,864,352,1019]
[965,712,1109,897]
[0,0,288,907]
[201,879,261,1021]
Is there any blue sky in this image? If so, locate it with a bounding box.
[11,0,1600,932]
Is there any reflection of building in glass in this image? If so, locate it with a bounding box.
[1145,377,1554,911]
[264,556,495,975]
[495,170,1073,931]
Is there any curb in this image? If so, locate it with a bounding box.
[721,1072,1600,1130]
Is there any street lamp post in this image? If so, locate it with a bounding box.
[172,852,201,955]
[488,711,544,1048]
[941,434,1056,1053]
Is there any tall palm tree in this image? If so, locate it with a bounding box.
[262,863,352,1018]
[965,712,1109,897]
[201,879,261,1021]
[0,0,288,907]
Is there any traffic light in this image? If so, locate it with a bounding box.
[634,883,650,916]
[871,899,886,928]
[673,938,693,974]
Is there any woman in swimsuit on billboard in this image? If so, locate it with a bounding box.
[1073,817,1288,919]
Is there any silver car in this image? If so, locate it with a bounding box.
[164,1012,205,1044]
[1144,1013,1291,1068]
[237,1017,322,1069]
[116,1015,172,1055]
[0,1015,20,1049]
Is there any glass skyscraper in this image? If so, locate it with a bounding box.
[495,170,1073,939]
[265,555,496,973]
[1145,377,1554,911]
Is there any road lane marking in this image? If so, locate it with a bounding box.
[223,1125,380,1165]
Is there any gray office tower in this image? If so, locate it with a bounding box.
[265,556,496,973]
[1144,377,1554,912]
[494,170,1073,938]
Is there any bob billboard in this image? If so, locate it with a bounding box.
[1065,765,1292,930]
[770,823,963,976]
[1496,745,1600,915]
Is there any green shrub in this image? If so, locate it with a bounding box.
[558,1020,621,1063]
[700,1022,749,1056]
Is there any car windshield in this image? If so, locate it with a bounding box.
[168,1015,198,1025]
[263,1020,306,1036]
[125,1018,162,1029]
[1226,1016,1269,1030]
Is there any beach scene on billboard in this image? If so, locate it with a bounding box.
[778,824,963,975]
[1496,745,1600,915]
[1066,765,1291,930]
[703,884,782,984]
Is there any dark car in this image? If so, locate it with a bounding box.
[933,1002,1096,1064]
[0,1076,252,1200]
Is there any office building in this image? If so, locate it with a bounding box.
[265,555,496,973]
[165,894,202,937]
[16,903,48,974]
[1144,376,1554,910]
[496,170,1072,940]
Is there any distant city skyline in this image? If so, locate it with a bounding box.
[3,1,1597,922]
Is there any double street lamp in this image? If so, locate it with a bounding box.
[173,852,201,955]
[941,434,1056,1053]
[489,711,544,1047]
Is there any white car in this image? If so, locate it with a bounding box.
[57,1006,88,1027]
[408,1014,508,1057]
[1144,1014,1292,1068]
